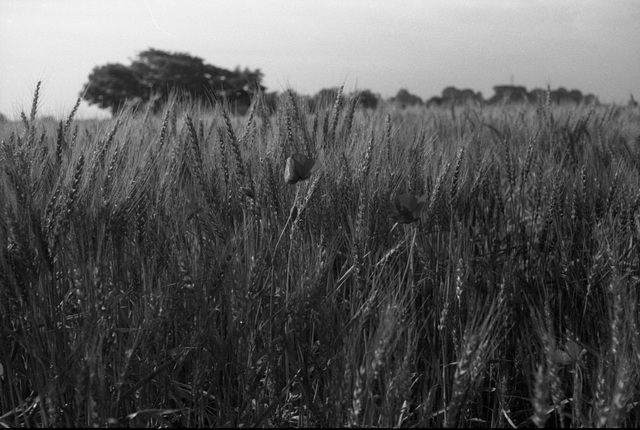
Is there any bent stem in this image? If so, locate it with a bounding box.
[267,182,301,358]
[274,184,301,255]
[401,223,418,287]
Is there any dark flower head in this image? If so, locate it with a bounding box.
[389,192,427,224]
[240,186,255,200]
[284,153,319,185]
[552,340,585,367]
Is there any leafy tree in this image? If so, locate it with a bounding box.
[82,63,145,113]
[356,89,379,109]
[392,89,423,107]
[314,87,341,107]
[82,48,264,114]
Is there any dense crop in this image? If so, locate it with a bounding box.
[1,84,640,427]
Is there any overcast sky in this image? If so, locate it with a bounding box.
[1,0,639,119]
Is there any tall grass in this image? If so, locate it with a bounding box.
[1,84,640,427]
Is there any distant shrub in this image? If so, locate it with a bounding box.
[391,88,423,107]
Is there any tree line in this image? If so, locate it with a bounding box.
[81,48,604,116]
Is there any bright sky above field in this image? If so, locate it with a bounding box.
[1,0,639,119]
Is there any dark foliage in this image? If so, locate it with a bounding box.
[392,88,424,107]
[357,89,379,109]
[81,48,265,115]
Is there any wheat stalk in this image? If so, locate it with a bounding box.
[29,81,41,123]
[222,109,246,183]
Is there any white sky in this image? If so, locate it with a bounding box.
[1,0,639,119]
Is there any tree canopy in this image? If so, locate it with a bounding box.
[81,48,265,114]
[356,89,379,109]
[392,89,423,107]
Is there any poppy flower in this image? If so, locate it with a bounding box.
[552,340,585,366]
[240,186,255,200]
[284,153,319,185]
[389,192,427,224]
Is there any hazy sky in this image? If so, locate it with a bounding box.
[1,0,639,119]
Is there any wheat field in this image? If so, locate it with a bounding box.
[1,83,640,427]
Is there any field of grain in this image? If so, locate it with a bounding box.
[1,84,640,427]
